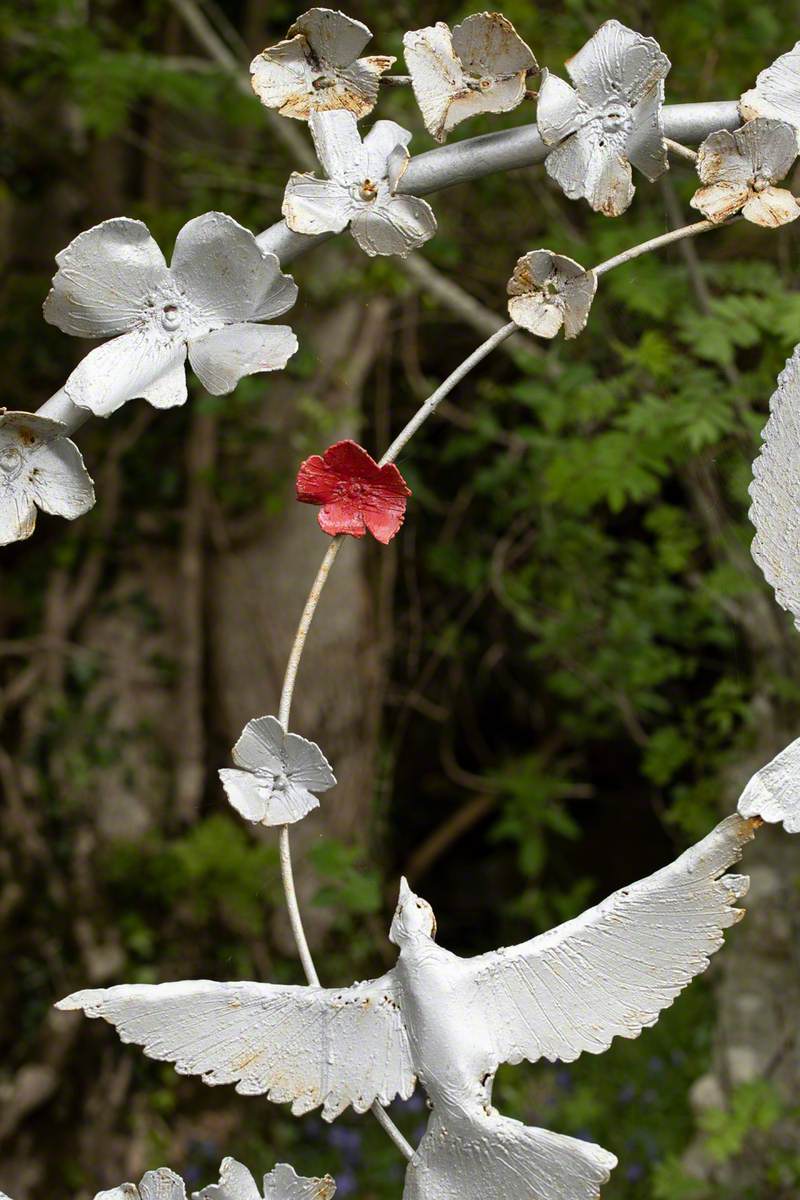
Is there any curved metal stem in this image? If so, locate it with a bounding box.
[593,216,736,276]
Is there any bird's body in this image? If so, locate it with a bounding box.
[58,814,756,1200]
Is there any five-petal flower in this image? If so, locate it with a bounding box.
[44,213,299,417]
[691,118,799,227]
[219,714,336,827]
[282,110,437,256]
[250,8,394,122]
[507,250,597,339]
[403,15,537,143]
[740,41,800,146]
[295,439,411,542]
[0,411,95,546]
[197,1158,336,1200]
[537,19,671,216]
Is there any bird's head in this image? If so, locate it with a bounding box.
[389,876,437,946]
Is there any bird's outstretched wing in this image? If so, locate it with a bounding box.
[461,814,755,1070]
[57,973,414,1120]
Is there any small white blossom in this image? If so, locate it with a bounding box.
[691,118,799,227]
[740,41,800,146]
[219,714,336,826]
[0,411,95,546]
[250,8,394,122]
[537,19,671,216]
[195,1159,335,1200]
[403,15,537,143]
[282,110,437,257]
[507,250,597,339]
[44,213,299,417]
[96,1168,186,1200]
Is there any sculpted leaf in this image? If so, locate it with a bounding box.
[250,9,394,122]
[537,19,670,216]
[195,1159,335,1200]
[44,213,299,416]
[738,737,800,834]
[58,817,752,1200]
[741,41,800,145]
[0,411,95,546]
[691,119,799,227]
[507,250,597,339]
[219,714,336,826]
[749,343,800,627]
[283,111,436,257]
[403,16,536,142]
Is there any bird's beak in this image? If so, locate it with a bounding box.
[398,875,412,902]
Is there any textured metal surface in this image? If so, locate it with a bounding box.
[0,410,95,545]
[749,343,800,628]
[738,738,800,835]
[691,118,799,226]
[195,1158,335,1200]
[59,816,753,1200]
[219,713,336,826]
[506,250,597,339]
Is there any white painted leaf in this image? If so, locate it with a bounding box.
[195,1158,335,1200]
[461,814,753,1068]
[741,41,800,146]
[749,343,800,627]
[57,975,415,1120]
[507,250,597,339]
[0,411,95,546]
[738,737,800,834]
[404,16,536,143]
[691,119,799,227]
[219,713,335,827]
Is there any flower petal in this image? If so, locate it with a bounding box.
[350,194,437,257]
[403,24,464,142]
[734,116,798,182]
[188,323,298,395]
[63,328,188,417]
[139,1170,186,1200]
[742,186,800,227]
[537,70,584,145]
[250,37,312,117]
[44,217,169,339]
[545,126,635,216]
[362,494,407,543]
[0,485,37,546]
[690,180,752,223]
[566,19,670,108]
[283,732,337,791]
[263,1165,335,1200]
[289,8,371,69]
[195,1158,262,1200]
[232,716,286,774]
[740,41,800,144]
[626,82,668,182]
[28,436,95,520]
[282,173,354,236]
[694,128,754,188]
[318,498,367,538]
[363,120,413,180]
[451,12,536,77]
[170,212,292,325]
[309,110,365,183]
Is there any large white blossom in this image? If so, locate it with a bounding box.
[219,714,336,826]
[282,110,437,257]
[250,8,394,122]
[403,15,537,143]
[0,411,94,546]
[537,20,671,216]
[44,213,299,417]
[691,118,799,227]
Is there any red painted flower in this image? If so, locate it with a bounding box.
[295,439,411,544]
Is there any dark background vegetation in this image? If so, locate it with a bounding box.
[2,1,800,1197]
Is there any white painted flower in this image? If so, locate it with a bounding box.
[282,110,437,257]
[219,714,336,826]
[741,41,800,146]
[96,1168,186,1200]
[195,1158,335,1200]
[507,250,597,339]
[0,411,95,546]
[537,19,671,217]
[403,14,537,143]
[44,213,299,417]
[691,118,799,227]
[738,737,800,835]
[250,8,394,122]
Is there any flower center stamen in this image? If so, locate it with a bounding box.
[358,179,378,202]
[752,173,770,192]
[600,101,631,133]
[0,446,24,481]
[312,74,337,91]
[161,303,181,331]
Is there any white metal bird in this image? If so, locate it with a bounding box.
[58,814,755,1200]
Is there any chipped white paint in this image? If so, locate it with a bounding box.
[738,737,800,834]
[250,8,394,122]
[691,118,799,227]
[537,19,670,216]
[283,111,437,256]
[58,816,753,1200]
[740,40,800,146]
[0,410,95,545]
[506,250,597,339]
[44,213,299,416]
[403,15,536,143]
[219,714,336,826]
[749,343,800,627]
[195,1158,335,1200]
